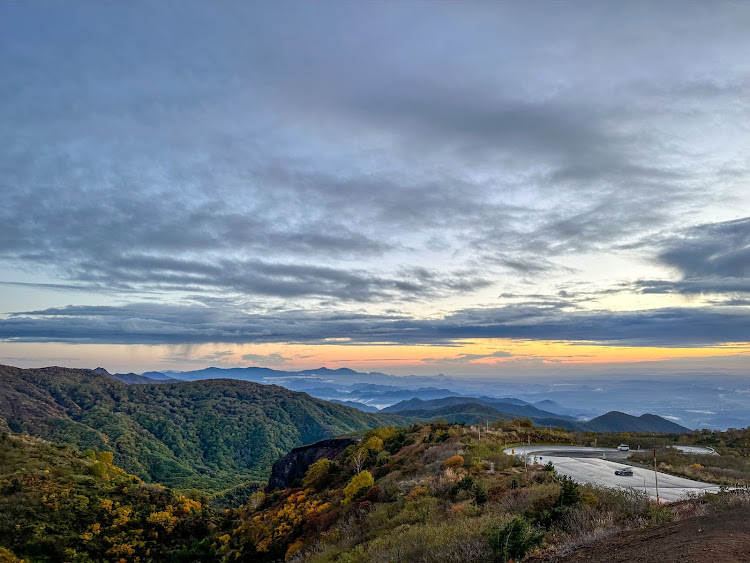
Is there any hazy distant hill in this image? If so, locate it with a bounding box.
[139,370,176,381]
[585,411,691,433]
[0,365,408,491]
[383,396,574,420]
[110,371,174,385]
[330,399,381,412]
[392,402,587,430]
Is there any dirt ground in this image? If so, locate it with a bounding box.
[534,506,750,562]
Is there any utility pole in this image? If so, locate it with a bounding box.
[653,449,660,504]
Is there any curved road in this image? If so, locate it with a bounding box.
[504,446,722,502]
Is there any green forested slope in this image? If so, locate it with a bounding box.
[0,365,406,491]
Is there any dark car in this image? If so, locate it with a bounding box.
[615,467,634,476]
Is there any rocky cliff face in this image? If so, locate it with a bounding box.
[267,437,359,491]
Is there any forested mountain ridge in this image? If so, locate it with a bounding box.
[0,365,408,492]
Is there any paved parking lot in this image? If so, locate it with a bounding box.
[505,446,722,502]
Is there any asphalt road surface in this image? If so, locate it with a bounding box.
[505,446,722,502]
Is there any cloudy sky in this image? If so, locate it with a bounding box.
[1,2,749,376]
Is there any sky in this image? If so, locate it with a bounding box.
[1,2,749,377]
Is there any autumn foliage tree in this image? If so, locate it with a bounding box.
[342,470,374,505]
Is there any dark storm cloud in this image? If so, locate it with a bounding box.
[636,217,750,296]
[3,301,748,347]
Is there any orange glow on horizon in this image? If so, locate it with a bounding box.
[228,338,750,372]
[2,339,748,375]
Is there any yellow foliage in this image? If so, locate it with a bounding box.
[362,436,384,452]
[375,427,396,441]
[0,547,23,563]
[148,508,179,532]
[112,506,132,528]
[175,495,202,514]
[342,470,374,504]
[99,498,114,512]
[243,488,336,551]
[96,451,114,465]
[108,543,135,557]
[286,539,304,558]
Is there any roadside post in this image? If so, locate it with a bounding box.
[653,449,660,504]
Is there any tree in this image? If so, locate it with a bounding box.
[362,436,383,452]
[486,517,544,562]
[351,448,368,473]
[96,451,114,465]
[342,471,374,504]
[302,458,331,490]
[557,476,581,507]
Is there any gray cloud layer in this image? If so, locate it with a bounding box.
[3,301,748,347]
[1,3,749,348]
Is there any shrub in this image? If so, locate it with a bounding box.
[648,503,674,524]
[486,516,544,562]
[445,455,465,469]
[363,485,385,503]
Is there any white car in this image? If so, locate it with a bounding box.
[617,444,630,451]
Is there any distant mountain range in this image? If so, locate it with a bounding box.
[107,367,690,433]
[94,364,750,430]
[109,366,691,433]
